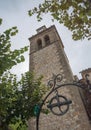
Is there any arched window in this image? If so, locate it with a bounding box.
[37,39,42,50]
[44,35,50,46]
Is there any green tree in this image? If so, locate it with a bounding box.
[0,72,46,130]
[0,19,46,130]
[28,0,91,40]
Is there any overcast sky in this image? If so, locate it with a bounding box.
[0,0,91,79]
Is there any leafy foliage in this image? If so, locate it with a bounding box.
[28,0,91,40]
[0,72,46,130]
[0,24,28,76]
[0,19,47,130]
[9,121,27,130]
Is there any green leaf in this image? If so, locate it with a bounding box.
[20,55,25,62]
[87,10,91,16]
[24,46,29,51]
[0,18,2,25]
[83,15,88,23]
[28,10,33,16]
[12,26,17,30]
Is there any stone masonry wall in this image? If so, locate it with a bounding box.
[28,26,91,130]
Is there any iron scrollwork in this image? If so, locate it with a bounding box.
[47,74,72,116]
[36,73,90,130]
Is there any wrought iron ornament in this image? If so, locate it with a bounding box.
[36,74,91,130]
[47,74,72,116]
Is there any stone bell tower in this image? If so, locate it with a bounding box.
[28,25,91,130]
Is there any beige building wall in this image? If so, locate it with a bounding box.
[80,68,91,84]
[79,68,91,120]
[28,25,91,130]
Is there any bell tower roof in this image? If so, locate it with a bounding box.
[36,25,46,33]
[29,25,64,48]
